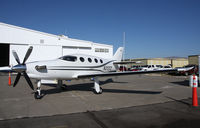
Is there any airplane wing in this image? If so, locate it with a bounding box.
[77,67,193,78]
[0,66,12,72]
[77,68,178,78]
[113,61,142,64]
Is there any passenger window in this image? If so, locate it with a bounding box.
[80,57,85,62]
[100,59,103,63]
[88,58,92,63]
[94,58,98,63]
[59,56,77,62]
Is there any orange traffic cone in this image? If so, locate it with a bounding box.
[192,87,198,107]
[192,75,198,107]
[8,72,11,86]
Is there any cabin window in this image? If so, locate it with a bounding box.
[100,59,103,63]
[80,57,85,62]
[59,56,77,62]
[88,58,92,63]
[94,58,98,63]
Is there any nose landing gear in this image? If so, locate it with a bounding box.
[34,80,43,99]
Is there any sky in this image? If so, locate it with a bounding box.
[0,0,199,59]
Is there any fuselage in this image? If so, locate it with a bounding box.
[26,54,118,80]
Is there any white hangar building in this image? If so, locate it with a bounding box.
[0,22,113,66]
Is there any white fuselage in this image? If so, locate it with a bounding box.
[26,54,117,80]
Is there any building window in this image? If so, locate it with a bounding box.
[95,48,109,53]
[40,39,44,44]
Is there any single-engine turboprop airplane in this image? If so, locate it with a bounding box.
[0,46,191,99]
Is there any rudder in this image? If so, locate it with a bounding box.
[113,47,124,61]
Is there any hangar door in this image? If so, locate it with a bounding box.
[0,44,9,66]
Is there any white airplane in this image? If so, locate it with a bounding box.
[0,46,190,99]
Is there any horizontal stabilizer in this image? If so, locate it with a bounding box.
[176,66,194,71]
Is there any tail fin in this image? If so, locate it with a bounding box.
[113,47,124,61]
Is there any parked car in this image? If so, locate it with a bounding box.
[161,65,173,70]
[130,65,141,71]
[176,65,198,76]
[140,65,163,71]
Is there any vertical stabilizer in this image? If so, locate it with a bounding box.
[113,47,124,61]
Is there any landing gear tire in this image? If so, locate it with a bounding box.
[34,91,42,99]
[184,72,188,76]
[61,85,67,90]
[94,87,103,94]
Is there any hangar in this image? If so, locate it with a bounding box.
[0,22,113,66]
[188,55,200,65]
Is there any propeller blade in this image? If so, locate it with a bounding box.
[22,46,33,64]
[23,72,34,90]
[13,73,21,87]
[12,50,20,64]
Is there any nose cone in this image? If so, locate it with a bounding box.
[12,65,27,72]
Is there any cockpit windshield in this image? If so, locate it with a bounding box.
[59,56,77,62]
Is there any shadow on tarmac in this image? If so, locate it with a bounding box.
[165,96,191,106]
[40,78,162,97]
[42,87,162,95]
[170,80,189,86]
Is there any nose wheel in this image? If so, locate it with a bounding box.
[34,80,43,99]
[34,91,42,99]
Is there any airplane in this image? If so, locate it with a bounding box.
[0,46,191,99]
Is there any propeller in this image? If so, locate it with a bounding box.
[12,46,34,90]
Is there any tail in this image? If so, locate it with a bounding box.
[113,47,124,61]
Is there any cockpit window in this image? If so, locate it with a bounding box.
[59,56,77,62]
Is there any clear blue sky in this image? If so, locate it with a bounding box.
[0,0,199,58]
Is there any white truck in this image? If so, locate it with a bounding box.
[140,65,164,71]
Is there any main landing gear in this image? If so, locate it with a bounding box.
[57,80,67,90]
[93,77,102,94]
[34,78,102,99]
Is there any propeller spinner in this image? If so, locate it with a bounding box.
[12,46,34,90]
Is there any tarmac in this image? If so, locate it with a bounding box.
[0,73,200,127]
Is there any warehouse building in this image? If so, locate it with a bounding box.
[188,55,200,65]
[125,57,188,69]
[0,22,113,66]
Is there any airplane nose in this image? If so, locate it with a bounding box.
[12,64,27,72]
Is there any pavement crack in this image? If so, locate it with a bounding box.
[87,111,108,128]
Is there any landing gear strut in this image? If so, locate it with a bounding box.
[34,80,42,99]
[57,80,67,90]
[93,77,102,94]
